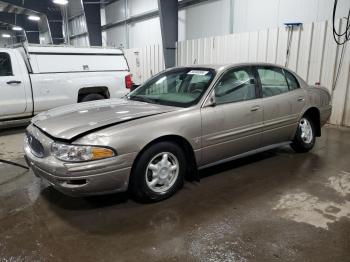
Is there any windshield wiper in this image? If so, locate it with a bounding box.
[129,96,159,104]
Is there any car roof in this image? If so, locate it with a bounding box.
[177,62,289,72]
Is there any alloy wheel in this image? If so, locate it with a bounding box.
[299,118,313,144]
[145,152,179,193]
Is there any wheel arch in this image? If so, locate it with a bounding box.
[303,107,321,137]
[77,86,110,102]
[131,135,199,182]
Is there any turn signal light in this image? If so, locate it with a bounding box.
[91,147,114,160]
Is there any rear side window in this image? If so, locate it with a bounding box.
[257,67,289,97]
[284,70,300,90]
[0,52,12,76]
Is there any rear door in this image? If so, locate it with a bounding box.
[0,51,27,119]
[255,66,306,146]
[200,66,263,166]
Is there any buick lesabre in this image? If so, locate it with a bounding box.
[24,63,332,201]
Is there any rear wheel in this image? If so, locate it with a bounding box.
[80,93,105,102]
[291,116,315,152]
[130,142,185,202]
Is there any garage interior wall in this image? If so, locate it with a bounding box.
[66,0,90,46]
[102,0,232,48]
[102,0,350,48]
[101,0,161,48]
[233,0,350,33]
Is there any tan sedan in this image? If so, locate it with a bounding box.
[24,63,332,202]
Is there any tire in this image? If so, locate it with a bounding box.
[80,93,105,102]
[130,142,186,202]
[291,116,316,153]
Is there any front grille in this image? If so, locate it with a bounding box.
[26,132,45,158]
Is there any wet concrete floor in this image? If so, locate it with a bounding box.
[0,126,349,261]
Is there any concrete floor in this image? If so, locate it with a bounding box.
[0,126,349,262]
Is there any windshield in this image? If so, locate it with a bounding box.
[128,67,216,107]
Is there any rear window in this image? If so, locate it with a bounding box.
[0,52,12,76]
[284,70,300,90]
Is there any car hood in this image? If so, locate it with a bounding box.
[32,99,177,141]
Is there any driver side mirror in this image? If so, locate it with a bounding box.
[204,90,216,107]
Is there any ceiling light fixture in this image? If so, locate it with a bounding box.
[28,15,41,21]
[53,0,68,5]
[12,26,23,31]
[2,34,11,38]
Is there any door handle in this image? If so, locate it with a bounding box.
[250,105,261,111]
[297,97,305,102]
[7,80,22,85]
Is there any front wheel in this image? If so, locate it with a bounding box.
[130,142,186,202]
[291,116,315,153]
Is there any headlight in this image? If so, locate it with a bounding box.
[51,143,115,162]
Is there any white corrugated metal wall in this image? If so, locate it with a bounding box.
[123,18,350,126]
[66,0,90,46]
[124,44,165,85]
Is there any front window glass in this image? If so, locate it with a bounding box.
[215,67,256,104]
[128,68,216,107]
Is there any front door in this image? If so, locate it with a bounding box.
[0,51,27,119]
[200,66,263,167]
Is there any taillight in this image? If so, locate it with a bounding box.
[125,74,133,89]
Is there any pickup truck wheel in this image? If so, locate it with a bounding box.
[80,93,105,102]
[130,142,185,202]
[291,116,315,153]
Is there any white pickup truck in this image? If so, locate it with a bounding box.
[0,45,132,127]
